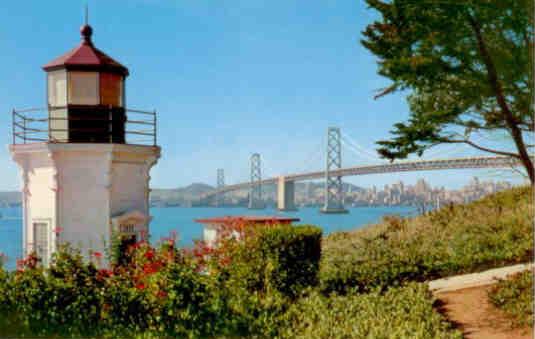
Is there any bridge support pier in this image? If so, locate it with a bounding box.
[277,176,297,211]
[216,168,224,207]
[248,153,265,209]
[320,127,348,214]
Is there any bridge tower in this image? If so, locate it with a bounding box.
[215,168,224,207]
[248,153,265,209]
[320,127,348,214]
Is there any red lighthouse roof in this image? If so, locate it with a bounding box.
[43,24,129,76]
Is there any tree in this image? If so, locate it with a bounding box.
[362,0,534,184]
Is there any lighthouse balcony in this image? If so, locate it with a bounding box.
[11,106,157,146]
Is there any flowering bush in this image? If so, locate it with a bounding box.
[0,223,323,338]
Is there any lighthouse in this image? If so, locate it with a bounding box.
[9,22,160,266]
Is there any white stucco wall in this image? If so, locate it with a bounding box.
[55,149,111,258]
[24,152,57,259]
[111,162,147,216]
[10,143,160,265]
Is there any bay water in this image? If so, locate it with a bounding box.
[0,205,417,270]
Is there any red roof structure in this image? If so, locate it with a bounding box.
[195,216,300,225]
[42,24,129,76]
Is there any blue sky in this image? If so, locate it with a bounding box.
[0,0,526,191]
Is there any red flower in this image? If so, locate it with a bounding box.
[135,282,146,290]
[142,262,161,275]
[157,290,167,298]
[92,251,103,258]
[98,269,113,277]
[96,269,113,281]
[144,250,154,260]
[52,227,64,235]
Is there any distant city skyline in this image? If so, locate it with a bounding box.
[146,176,520,209]
[0,1,526,191]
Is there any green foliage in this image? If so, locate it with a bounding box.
[321,186,533,293]
[215,225,322,337]
[279,283,462,339]
[225,225,322,298]
[488,270,534,328]
[3,245,104,337]
[160,262,230,338]
[362,0,534,178]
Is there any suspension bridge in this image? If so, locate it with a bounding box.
[201,127,526,213]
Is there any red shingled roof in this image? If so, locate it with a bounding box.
[195,216,300,224]
[42,25,129,76]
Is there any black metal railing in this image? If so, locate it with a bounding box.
[12,107,157,146]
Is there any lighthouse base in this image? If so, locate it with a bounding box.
[10,142,160,266]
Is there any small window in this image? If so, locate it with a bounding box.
[33,222,49,267]
[47,70,67,107]
[68,72,99,105]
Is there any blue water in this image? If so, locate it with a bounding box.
[0,205,417,270]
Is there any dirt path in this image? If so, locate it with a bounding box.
[434,285,533,339]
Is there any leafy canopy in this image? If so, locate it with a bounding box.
[362,0,533,163]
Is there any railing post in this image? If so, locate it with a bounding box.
[47,106,51,142]
[11,109,15,145]
[22,116,26,144]
[153,109,157,146]
[109,105,113,144]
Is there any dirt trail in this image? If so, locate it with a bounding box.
[435,285,532,339]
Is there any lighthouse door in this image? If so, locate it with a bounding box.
[33,221,49,267]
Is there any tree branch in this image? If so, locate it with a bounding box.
[440,138,520,158]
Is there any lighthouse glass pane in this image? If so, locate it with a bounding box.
[100,73,123,107]
[47,70,67,107]
[49,108,68,142]
[68,72,99,105]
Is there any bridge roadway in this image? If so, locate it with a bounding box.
[203,155,521,198]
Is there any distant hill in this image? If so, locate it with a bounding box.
[0,182,364,208]
[0,182,365,208]
[0,192,21,207]
[151,183,215,207]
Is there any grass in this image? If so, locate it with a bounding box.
[488,270,534,328]
[320,186,533,292]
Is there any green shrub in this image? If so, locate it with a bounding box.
[4,245,104,337]
[278,283,462,339]
[226,224,322,298]
[321,187,533,293]
[488,270,533,328]
[212,224,322,337]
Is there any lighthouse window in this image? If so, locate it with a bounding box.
[33,222,49,267]
[100,73,124,107]
[47,70,67,107]
[68,71,99,105]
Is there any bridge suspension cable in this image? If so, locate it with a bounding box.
[340,132,384,163]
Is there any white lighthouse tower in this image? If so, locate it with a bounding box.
[10,22,160,266]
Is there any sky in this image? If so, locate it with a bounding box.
[0,0,526,191]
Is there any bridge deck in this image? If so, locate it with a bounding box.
[203,156,522,197]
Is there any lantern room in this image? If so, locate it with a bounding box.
[42,24,128,143]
